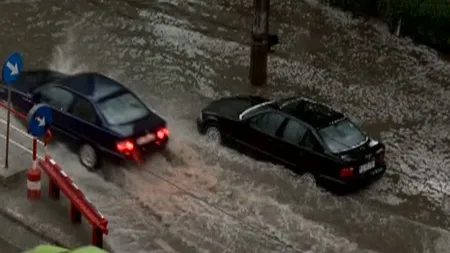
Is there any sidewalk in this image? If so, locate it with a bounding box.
[0,107,96,251]
[0,143,95,252]
[0,109,195,253]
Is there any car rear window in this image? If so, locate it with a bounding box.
[318,119,367,153]
[98,92,150,125]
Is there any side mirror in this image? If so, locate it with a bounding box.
[268,34,279,53]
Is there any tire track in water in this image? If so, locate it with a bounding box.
[115,142,375,253]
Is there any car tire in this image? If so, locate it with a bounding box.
[79,143,100,171]
[302,173,318,187]
[204,124,222,145]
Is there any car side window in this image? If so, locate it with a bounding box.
[39,86,74,111]
[281,119,307,145]
[248,112,285,136]
[300,130,323,152]
[70,97,98,124]
[247,113,263,126]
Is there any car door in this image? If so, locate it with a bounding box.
[277,118,308,169]
[299,130,329,174]
[66,95,112,150]
[35,85,74,136]
[237,111,286,162]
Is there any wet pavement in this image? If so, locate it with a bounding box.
[1,0,450,252]
[0,110,91,252]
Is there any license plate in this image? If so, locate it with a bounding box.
[136,133,156,145]
[359,160,375,173]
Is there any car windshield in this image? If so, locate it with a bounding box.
[318,119,367,153]
[98,92,150,125]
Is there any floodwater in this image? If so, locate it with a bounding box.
[1,0,450,252]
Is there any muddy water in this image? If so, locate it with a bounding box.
[1,0,450,252]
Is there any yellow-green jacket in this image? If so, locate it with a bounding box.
[23,245,108,253]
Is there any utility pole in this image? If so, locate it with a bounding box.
[249,0,270,86]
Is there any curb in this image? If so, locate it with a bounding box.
[0,170,114,252]
[0,167,26,186]
[0,207,68,248]
[0,206,113,252]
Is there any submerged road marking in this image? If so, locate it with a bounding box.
[0,117,44,145]
[0,132,43,160]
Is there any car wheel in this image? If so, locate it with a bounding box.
[302,173,317,186]
[205,125,222,144]
[79,143,100,171]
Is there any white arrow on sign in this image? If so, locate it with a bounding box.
[35,116,46,127]
[6,61,19,75]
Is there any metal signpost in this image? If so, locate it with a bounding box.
[2,52,23,169]
[27,104,53,170]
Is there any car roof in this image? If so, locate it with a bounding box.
[59,72,126,101]
[20,69,68,82]
[278,97,345,129]
[16,69,67,86]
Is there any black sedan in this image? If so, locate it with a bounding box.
[196,96,386,189]
[0,70,169,170]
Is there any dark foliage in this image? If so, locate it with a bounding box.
[322,0,450,53]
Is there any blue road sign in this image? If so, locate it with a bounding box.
[2,52,23,84]
[27,104,53,137]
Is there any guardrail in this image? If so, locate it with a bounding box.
[39,156,109,248]
[0,100,26,119]
[0,100,109,248]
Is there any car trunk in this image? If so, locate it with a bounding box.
[108,112,166,139]
[108,112,168,160]
[338,139,385,175]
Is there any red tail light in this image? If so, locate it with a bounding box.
[156,127,169,139]
[340,167,354,177]
[116,140,135,153]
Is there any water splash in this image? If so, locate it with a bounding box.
[47,21,89,74]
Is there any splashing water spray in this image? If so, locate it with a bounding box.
[47,18,90,74]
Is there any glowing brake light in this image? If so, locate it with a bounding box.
[156,127,169,139]
[339,167,354,177]
[116,140,135,153]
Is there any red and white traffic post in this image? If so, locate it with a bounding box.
[27,138,41,199]
[44,129,52,157]
[27,130,52,199]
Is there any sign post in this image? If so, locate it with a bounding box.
[249,0,270,86]
[26,104,52,200]
[2,52,23,169]
[28,104,52,165]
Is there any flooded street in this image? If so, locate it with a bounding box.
[1,0,450,252]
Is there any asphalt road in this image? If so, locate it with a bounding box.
[0,0,449,252]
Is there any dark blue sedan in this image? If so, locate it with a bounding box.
[0,70,169,170]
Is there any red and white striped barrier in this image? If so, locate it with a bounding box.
[27,131,52,200]
[27,168,41,199]
[27,138,40,199]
